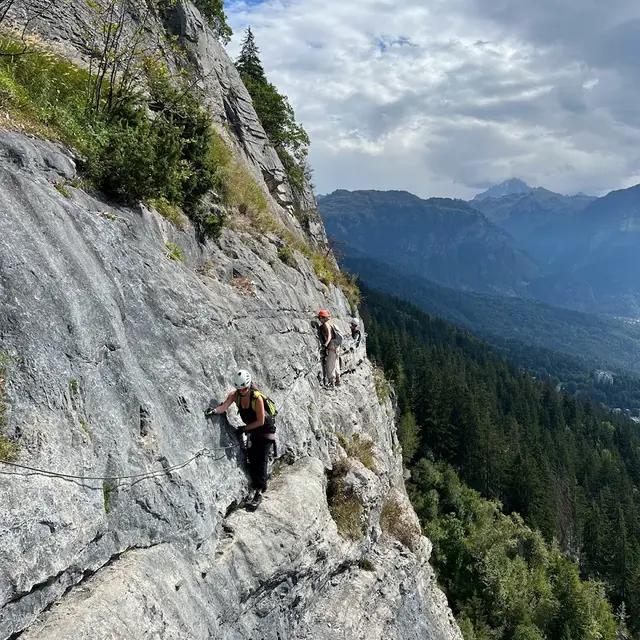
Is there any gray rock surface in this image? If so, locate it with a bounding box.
[0,130,462,639]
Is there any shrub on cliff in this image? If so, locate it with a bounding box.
[0,31,269,239]
[84,69,223,212]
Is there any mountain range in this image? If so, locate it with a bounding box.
[318,180,640,319]
[320,189,538,295]
[317,179,640,373]
[470,187,596,263]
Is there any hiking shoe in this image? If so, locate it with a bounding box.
[246,492,263,511]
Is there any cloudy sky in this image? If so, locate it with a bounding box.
[225,0,640,199]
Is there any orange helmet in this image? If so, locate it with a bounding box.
[317,309,330,319]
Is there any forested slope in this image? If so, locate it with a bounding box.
[361,284,640,638]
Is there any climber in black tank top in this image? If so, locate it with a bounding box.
[208,369,275,510]
[235,388,275,435]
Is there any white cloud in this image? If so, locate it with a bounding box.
[226,0,640,198]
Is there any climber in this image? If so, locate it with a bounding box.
[317,309,340,388]
[206,369,276,510]
[350,318,362,350]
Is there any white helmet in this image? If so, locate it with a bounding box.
[233,369,252,389]
[350,318,359,326]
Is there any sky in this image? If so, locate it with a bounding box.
[225,0,640,199]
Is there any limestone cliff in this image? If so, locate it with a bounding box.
[0,2,462,638]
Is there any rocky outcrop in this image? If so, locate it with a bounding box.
[0,131,462,639]
[162,2,295,215]
[4,0,324,245]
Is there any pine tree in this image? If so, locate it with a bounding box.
[235,27,265,83]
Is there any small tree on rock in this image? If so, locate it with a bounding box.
[235,26,310,198]
[235,27,265,82]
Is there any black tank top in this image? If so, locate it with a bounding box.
[236,390,275,434]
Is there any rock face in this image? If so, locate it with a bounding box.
[0,130,462,639]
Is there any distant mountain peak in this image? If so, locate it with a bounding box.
[473,179,533,201]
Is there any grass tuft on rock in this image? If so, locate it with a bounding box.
[166,242,184,263]
[0,435,18,461]
[0,357,18,460]
[327,459,364,541]
[148,197,188,229]
[380,495,421,551]
[338,432,377,472]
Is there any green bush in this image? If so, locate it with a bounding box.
[166,242,184,262]
[84,72,221,210]
[277,245,296,266]
[191,201,227,240]
[85,112,159,202]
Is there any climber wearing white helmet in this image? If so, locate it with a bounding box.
[208,369,277,510]
[350,318,362,349]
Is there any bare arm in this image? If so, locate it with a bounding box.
[242,396,265,431]
[211,390,236,414]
